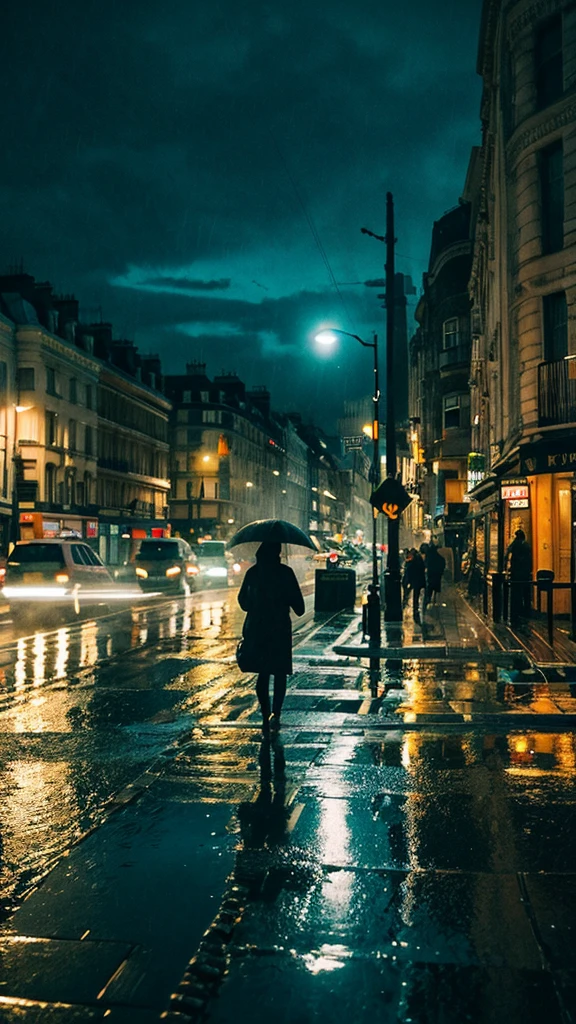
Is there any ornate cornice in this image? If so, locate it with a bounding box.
[507,97,576,165]
[507,0,563,42]
[16,325,100,375]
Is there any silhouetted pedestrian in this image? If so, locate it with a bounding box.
[424,543,446,608]
[238,541,304,734]
[405,548,426,622]
[506,529,532,623]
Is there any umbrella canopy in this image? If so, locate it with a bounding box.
[227,519,316,550]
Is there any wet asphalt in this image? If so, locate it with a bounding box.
[0,589,574,1022]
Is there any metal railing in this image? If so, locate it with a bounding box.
[485,571,576,646]
[538,358,576,426]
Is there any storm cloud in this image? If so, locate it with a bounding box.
[0,0,482,426]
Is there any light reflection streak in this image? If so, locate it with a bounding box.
[79,621,98,669]
[14,639,26,691]
[33,632,46,686]
[54,629,69,680]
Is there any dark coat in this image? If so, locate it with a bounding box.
[507,538,532,580]
[238,563,305,675]
[425,546,446,593]
[405,553,426,590]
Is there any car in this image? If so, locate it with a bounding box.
[2,539,113,618]
[135,538,199,594]
[194,540,231,588]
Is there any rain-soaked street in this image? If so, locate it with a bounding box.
[0,588,575,1022]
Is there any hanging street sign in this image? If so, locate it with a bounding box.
[342,435,365,452]
[370,478,413,520]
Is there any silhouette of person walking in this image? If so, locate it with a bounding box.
[238,541,305,734]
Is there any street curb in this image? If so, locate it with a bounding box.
[161,881,250,1023]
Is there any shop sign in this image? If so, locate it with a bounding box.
[467,452,486,493]
[343,435,365,452]
[509,498,529,508]
[110,524,119,535]
[520,439,576,475]
[86,521,98,538]
[501,481,529,500]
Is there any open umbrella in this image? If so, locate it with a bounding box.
[227,519,315,550]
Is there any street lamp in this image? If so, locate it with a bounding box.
[314,329,381,644]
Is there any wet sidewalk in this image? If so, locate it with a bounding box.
[0,610,575,1023]
[335,582,576,666]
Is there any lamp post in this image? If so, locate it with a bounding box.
[362,192,403,622]
[315,328,381,644]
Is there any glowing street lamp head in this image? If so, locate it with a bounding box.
[315,330,338,346]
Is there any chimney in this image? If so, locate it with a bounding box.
[53,294,79,343]
[111,339,138,375]
[86,322,113,360]
[247,386,271,419]
[185,361,207,377]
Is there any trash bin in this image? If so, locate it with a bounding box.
[314,568,356,612]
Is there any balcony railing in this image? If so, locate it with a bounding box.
[439,343,470,371]
[538,358,576,427]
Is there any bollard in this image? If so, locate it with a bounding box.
[366,584,381,644]
[547,585,554,647]
[491,572,504,623]
[503,576,510,622]
[536,570,555,645]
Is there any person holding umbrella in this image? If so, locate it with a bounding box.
[237,538,305,734]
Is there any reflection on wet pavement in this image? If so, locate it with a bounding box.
[0,590,253,910]
[1,590,576,1021]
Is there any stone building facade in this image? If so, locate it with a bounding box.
[467,0,576,606]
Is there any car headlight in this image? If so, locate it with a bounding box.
[233,563,241,573]
[186,565,199,575]
[136,567,148,579]
[55,573,69,583]
[166,565,182,577]
[206,566,228,577]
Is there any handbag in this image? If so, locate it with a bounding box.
[236,626,263,673]
[236,638,251,671]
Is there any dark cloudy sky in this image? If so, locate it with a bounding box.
[0,0,482,428]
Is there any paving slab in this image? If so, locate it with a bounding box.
[1,789,236,1012]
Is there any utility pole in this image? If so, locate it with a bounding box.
[383,192,403,621]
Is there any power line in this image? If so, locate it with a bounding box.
[270,133,353,326]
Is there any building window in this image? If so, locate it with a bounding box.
[202,409,222,424]
[443,395,461,429]
[18,367,35,391]
[69,419,77,450]
[45,464,57,504]
[69,378,77,403]
[46,412,58,446]
[183,390,192,403]
[200,391,209,403]
[85,425,93,456]
[543,292,568,362]
[535,13,563,109]
[85,384,93,410]
[442,318,460,350]
[46,367,57,395]
[540,140,564,254]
